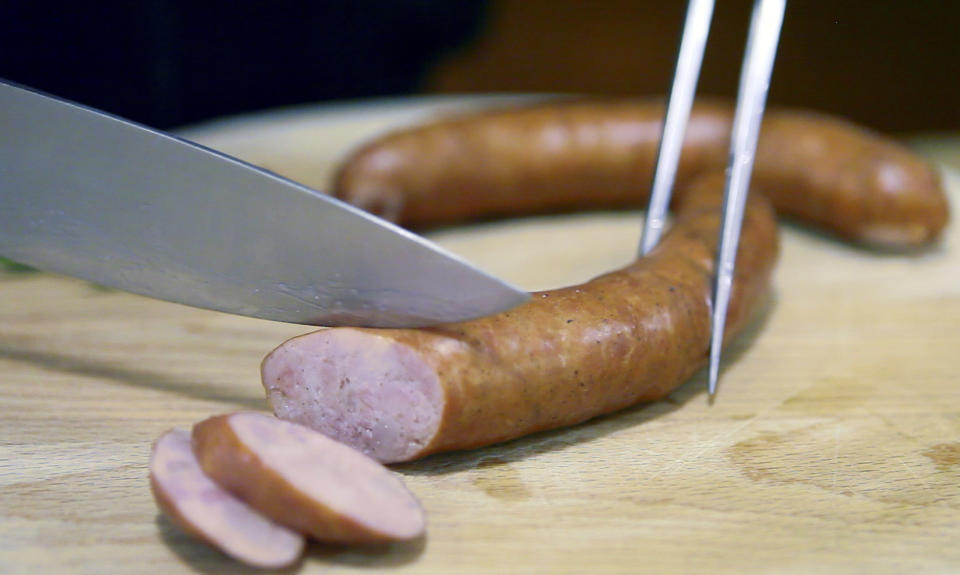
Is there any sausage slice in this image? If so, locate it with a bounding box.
[191,412,426,544]
[149,428,305,569]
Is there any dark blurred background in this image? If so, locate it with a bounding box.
[2,1,958,133]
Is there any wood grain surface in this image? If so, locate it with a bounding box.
[2,99,958,574]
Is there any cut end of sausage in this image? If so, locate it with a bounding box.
[261,328,444,463]
[193,412,427,543]
[149,429,305,569]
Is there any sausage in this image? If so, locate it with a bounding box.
[334,99,948,249]
[149,428,305,569]
[191,412,426,543]
[262,174,778,463]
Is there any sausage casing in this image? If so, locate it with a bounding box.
[263,174,777,463]
[335,100,948,248]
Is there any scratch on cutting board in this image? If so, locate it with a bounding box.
[869,425,938,497]
[832,425,840,493]
[849,412,936,498]
[645,382,808,481]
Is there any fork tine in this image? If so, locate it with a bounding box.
[640,0,715,256]
[707,0,786,397]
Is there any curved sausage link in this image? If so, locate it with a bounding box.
[263,174,778,463]
[335,99,948,249]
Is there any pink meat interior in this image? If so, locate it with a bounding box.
[151,429,303,568]
[261,328,443,464]
[229,413,425,539]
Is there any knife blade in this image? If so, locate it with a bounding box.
[0,80,529,327]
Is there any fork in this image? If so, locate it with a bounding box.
[639,0,787,398]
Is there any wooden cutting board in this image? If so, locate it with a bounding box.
[2,98,958,574]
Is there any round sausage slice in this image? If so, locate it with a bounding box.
[149,428,305,569]
[191,412,426,544]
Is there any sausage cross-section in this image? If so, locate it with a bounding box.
[263,174,778,463]
[192,412,426,543]
[149,428,305,569]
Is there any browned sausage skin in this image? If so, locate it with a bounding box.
[335,99,948,249]
[263,174,778,463]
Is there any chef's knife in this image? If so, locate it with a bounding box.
[0,80,529,327]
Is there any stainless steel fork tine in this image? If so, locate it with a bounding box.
[639,0,715,256]
[707,0,786,397]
